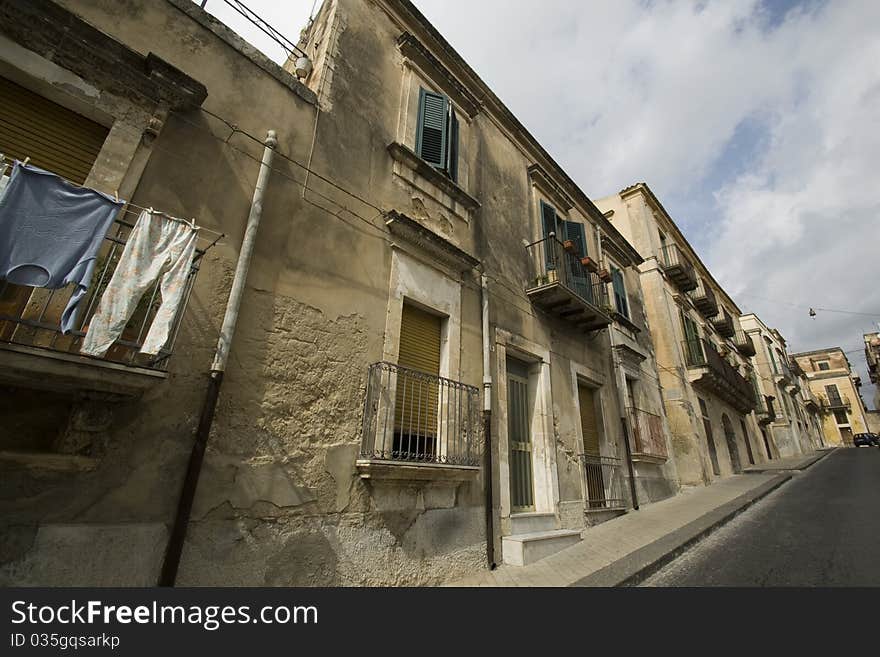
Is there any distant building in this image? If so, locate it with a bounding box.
[740,314,824,457]
[791,348,870,446]
[595,184,759,486]
[863,332,880,410]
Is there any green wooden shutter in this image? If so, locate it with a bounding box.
[416,88,448,169]
[540,200,559,270]
[563,221,587,257]
[612,267,629,318]
[447,107,459,182]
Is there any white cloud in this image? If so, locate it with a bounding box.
[203,0,880,406]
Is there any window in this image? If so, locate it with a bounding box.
[817,361,830,371]
[415,88,459,182]
[394,303,442,460]
[833,410,848,425]
[766,338,778,374]
[539,200,587,255]
[825,383,842,405]
[681,311,701,365]
[611,266,629,318]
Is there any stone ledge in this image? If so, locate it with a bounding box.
[387,141,480,211]
[0,450,99,472]
[0,342,166,397]
[356,458,480,484]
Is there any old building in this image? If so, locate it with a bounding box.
[594,184,760,486]
[0,0,680,585]
[864,331,880,411]
[791,347,870,446]
[740,314,824,457]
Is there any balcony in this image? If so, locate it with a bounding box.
[711,308,736,338]
[754,394,776,425]
[628,407,668,461]
[358,361,481,482]
[525,234,612,333]
[660,243,698,292]
[0,213,201,398]
[688,278,718,318]
[772,358,793,386]
[682,338,756,413]
[819,394,851,414]
[580,454,626,510]
[733,330,756,357]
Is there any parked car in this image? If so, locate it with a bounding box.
[853,433,879,447]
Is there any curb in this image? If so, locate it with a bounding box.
[570,473,793,587]
[742,448,835,475]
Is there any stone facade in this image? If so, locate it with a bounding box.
[740,314,824,457]
[791,348,870,447]
[864,332,880,411]
[594,184,761,487]
[0,0,681,585]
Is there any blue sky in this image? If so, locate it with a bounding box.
[199,0,880,408]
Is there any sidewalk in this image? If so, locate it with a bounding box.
[742,447,834,473]
[452,471,794,587]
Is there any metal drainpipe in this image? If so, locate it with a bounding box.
[608,326,639,511]
[159,130,278,586]
[480,273,496,568]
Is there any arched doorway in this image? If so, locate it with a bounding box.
[721,414,742,473]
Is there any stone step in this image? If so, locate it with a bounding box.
[502,529,582,566]
[509,511,557,534]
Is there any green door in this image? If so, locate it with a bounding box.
[507,358,534,512]
[681,310,702,365]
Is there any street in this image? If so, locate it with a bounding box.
[642,448,880,586]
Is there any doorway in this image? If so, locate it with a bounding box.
[699,398,721,476]
[578,383,605,508]
[722,414,742,473]
[507,357,535,512]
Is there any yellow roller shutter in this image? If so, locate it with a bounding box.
[395,303,442,442]
[0,76,108,184]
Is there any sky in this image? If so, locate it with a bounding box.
[198,0,880,409]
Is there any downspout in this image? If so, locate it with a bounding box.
[160,130,278,586]
[608,325,639,511]
[481,273,496,568]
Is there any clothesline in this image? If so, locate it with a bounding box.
[0,153,225,241]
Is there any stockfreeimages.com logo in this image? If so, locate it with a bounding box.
[11,600,318,632]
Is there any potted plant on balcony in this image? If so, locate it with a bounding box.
[597,267,612,282]
[563,239,576,252]
[580,255,599,273]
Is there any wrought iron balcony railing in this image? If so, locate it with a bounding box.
[580,453,626,510]
[0,212,201,392]
[682,337,756,412]
[359,361,481,467]
[525,233,611,332]
[628,407,668,460]
[819,393,851,413]
[660,243,697,292]
[688,278,718,318]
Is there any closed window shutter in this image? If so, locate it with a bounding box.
[0,76,108,185]
[395,304,442,440]
[562,220,587,258]
[416,88,448,169]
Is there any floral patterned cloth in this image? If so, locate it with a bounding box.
[80,209,197,356]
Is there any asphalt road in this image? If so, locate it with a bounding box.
[641,447,880,586]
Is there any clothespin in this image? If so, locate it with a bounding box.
[113,189,119,202]
[22,156,30,166]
